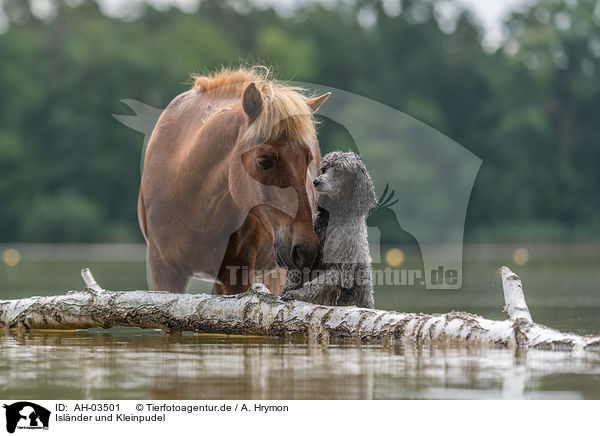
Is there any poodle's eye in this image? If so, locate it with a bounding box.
[256,156,273,169]
[330,167,343,177]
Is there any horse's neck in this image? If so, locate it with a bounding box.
[175,95,244,223]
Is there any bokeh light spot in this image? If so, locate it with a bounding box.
[513,247,529,266]
[385,248,404,267]
[3,248,21,267]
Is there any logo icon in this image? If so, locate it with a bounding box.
[3,402,50,434]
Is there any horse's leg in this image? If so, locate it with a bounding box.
[215,255,255,295]
[263,268,287,295]
[252,230,286,295]
[215,216,264,295]
[215,236,258,295]
[148,245,190,293]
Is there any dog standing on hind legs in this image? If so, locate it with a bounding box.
[280,152,377,308]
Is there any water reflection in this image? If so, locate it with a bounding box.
[1,329,600,400]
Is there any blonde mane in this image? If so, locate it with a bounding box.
[191,67,316,143]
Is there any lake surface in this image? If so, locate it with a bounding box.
[1,243,599,399]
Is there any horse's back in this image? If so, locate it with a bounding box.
[146,89,232,157]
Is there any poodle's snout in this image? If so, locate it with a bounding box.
[313,177,322,188]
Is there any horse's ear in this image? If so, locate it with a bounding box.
[307,92,331,113]
[242,82,263,123]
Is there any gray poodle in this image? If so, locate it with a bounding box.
[280,151,377,308]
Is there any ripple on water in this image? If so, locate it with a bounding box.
[1,329,600,399]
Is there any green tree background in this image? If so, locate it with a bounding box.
[0,0,598,243]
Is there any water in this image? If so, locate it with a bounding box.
[1,243,600,399]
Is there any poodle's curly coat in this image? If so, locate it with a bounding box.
[280,152,377,308]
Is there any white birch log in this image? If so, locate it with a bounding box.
[0,266,599,351]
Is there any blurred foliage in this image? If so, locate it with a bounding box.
[0,0,599,242]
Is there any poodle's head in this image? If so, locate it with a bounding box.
[314,151,377,216]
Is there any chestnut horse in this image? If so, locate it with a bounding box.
[138,68,330,294]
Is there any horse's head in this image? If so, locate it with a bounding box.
[228,81,330,270]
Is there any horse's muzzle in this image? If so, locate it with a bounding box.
[273,236,293,269]
[274,235,317,270]
[291,242,317,270]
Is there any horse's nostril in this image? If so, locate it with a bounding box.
[291,243,317,269]
[291,245,301,267]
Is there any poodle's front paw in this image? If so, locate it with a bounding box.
[279,289,296,301]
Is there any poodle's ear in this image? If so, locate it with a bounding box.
[307,92,331,113]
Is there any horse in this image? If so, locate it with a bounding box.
[138,67,331,294]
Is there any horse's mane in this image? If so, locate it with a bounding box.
[191,67,317,143]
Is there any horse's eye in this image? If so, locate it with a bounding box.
[256,156,273,169]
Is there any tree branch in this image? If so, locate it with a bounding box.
[501,266,532,322]
[0,267,598,351]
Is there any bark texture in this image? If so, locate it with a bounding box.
[1,267,599,351]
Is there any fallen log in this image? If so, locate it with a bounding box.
[1,266,599,351]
